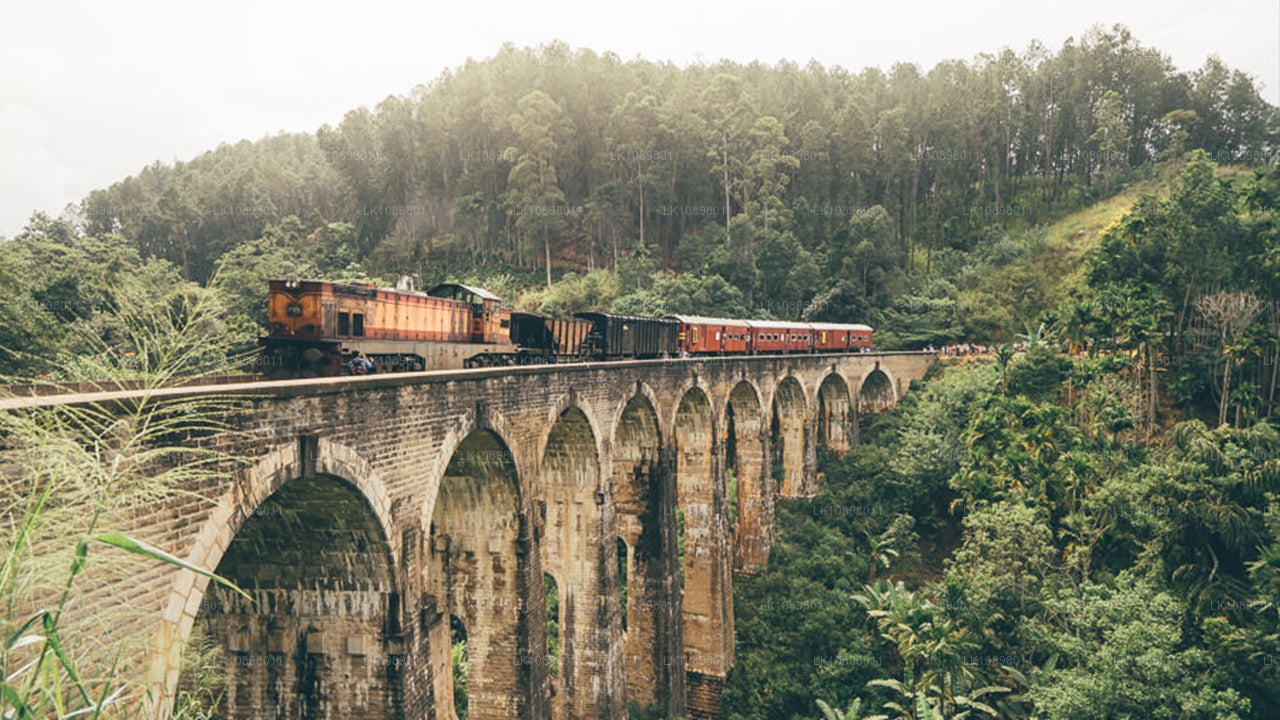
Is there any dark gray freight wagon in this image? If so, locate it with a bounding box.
[575,312,680,359]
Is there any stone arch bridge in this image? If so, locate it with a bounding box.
[12,352,934,720]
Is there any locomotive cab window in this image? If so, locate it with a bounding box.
[338,311,350,336]
[353,313,365,337]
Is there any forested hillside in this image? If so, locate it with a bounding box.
[32,26,1275,326]
[74,27,1274,285]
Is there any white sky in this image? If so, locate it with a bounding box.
[1,0,1276,238]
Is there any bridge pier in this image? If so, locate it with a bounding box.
[674,387,734,720]
[611,394,686,719]
[425,429,541,720]
[727,381,770,574]
[540,408,627,720]
[800,417,819,497]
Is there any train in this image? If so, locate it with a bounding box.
[260,278,873,376]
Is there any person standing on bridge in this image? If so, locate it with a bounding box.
[349,352,374,375]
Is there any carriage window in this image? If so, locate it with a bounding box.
[338,311,350,336]
[353,313,365,337]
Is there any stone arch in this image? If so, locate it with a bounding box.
[674,386,733,704]
[725,380,770,573]
[611,393,679,716]
[426,428,533,720]
[817,372,853,455]
[770,376,808,497]
[539,406,623,720]
[189,473,400,719]
[606,381,664,445]
[538,394,607,481]
[422,405,520,526]
[859,367,897,413]
[149,440,397,714]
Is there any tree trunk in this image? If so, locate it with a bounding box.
[545,235,552,288]
[723,135,732,244]
[1220,359,1232,427]
[638,157,645,247]
[1268,342,1278,418]
[1149,357,1157,436]
[1177,281,1195,352]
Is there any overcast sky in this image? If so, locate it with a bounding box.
[1,0,1276,238]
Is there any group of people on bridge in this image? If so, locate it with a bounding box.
[932,343,995,357]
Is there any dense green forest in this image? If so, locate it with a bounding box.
[729,351,1280,720]
[67,26,1275,293]
[1,26,1279,720]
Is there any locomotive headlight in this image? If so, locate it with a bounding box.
[286,302,303,317]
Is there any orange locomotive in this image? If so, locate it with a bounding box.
[261,279,511,377]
